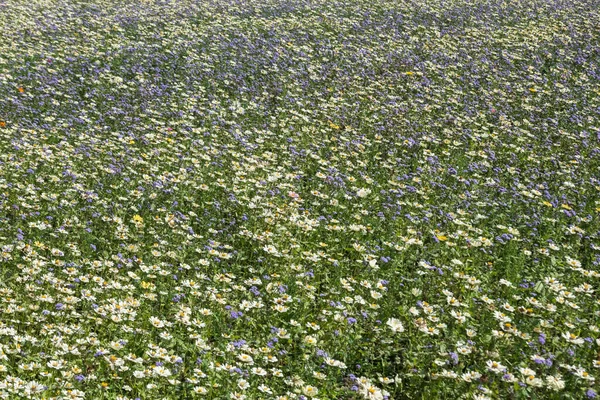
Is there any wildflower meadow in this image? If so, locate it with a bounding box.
[0,0,599,399]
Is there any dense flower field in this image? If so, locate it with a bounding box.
[1,0,599,398]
